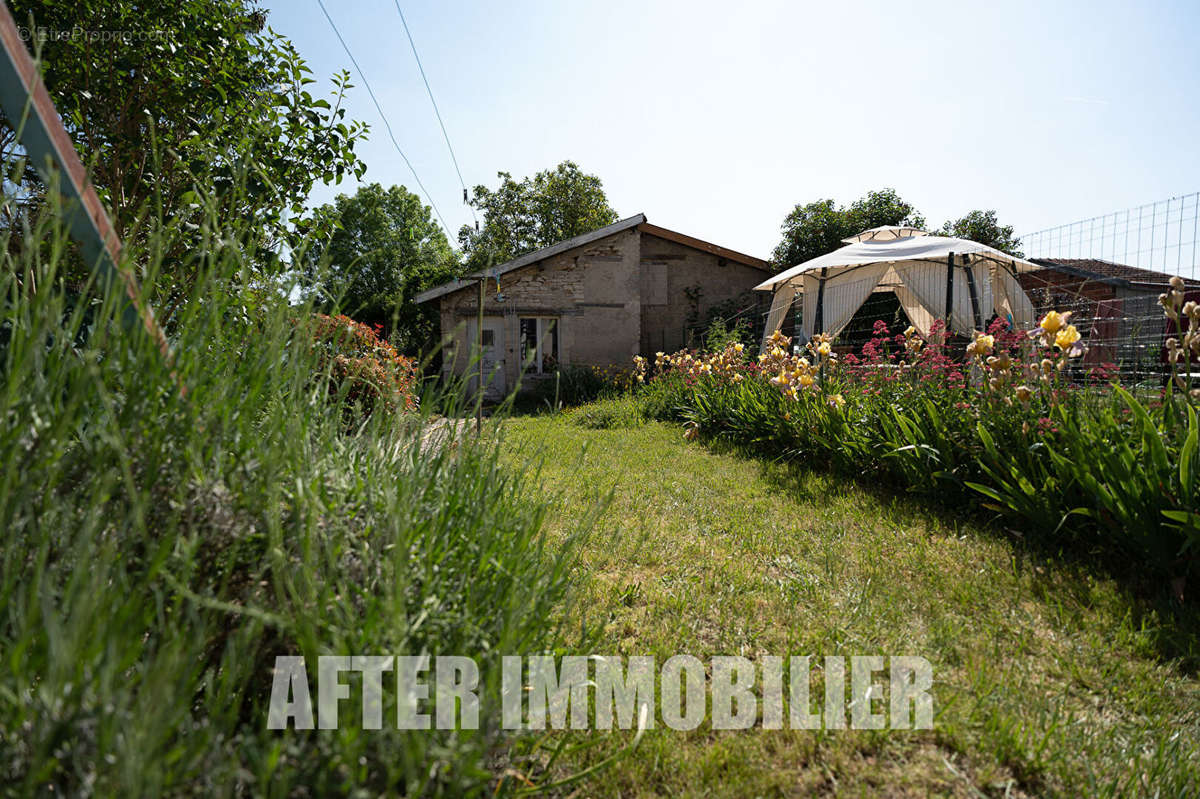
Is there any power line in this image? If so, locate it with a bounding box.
[314,0,450,233]
[393,2,477,225]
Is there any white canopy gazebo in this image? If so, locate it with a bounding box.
[756,226,1041,349]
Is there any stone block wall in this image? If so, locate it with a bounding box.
[639,233,768,354]
[439,229,641,389]
[434,227,770,391]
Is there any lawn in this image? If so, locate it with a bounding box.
[499,405,1200,797]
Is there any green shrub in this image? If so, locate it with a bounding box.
[634,371,694,424]
[528,363,633,409]
[703,317,752,352]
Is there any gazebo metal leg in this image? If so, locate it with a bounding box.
[944,252,955,329]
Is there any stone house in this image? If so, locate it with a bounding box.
[414,213,770,396]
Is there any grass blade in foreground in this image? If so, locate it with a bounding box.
[0,193,589,795]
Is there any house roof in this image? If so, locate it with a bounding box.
[1029,257,1200,289]
[414,213,769,304]
[414,214,644,304]
[636,222,771,271]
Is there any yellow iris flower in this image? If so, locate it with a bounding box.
[1054,325,1080,350]
[1040,310,1070,335]
[967,334,994,357]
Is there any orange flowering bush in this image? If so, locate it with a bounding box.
[309,314,418,416]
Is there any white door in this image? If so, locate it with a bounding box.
[476,318,506,400]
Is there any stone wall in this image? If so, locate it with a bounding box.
[638,233,768,354]
[439,229,641,389]
[435,227,769,391]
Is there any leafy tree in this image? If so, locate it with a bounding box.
[771,188,925,270]
[2,0,367,284]
[458,161,618,269]
[308,183,459,354]
[938,209,1023,256]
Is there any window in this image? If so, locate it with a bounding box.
[520,317,558,375]
[481,329,495,347]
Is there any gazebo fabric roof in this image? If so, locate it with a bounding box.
[756,231,1042,345]
[841,225,930,243]
[754,233,1042,293]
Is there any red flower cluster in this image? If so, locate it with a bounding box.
[842,319,964,388]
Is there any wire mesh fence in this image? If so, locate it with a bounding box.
[1016,269,1193,384]
[1021,192,1200,282]
[1014,192,1200,382]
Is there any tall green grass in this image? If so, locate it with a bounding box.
[0,185,588,794]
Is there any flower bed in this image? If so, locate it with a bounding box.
[633,279,1200,592]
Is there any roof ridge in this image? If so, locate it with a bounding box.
[413,213,772,303]
[636,222,770,271]
[414,213,646,304]
[1033,256,1200,286]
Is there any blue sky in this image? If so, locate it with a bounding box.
[263,0,1200,260]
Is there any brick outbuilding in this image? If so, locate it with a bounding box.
[415,214,770,396]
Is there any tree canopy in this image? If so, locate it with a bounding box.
[458,161,618,269]
[937,209,1023,256]
[3,0,367,281]
[772,189,1024,269]
[308,183,459,354]
[771,188,926,270]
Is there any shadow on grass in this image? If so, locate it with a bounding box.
[701,433,1200,674]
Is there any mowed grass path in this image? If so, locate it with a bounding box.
[500,409,1200,797]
